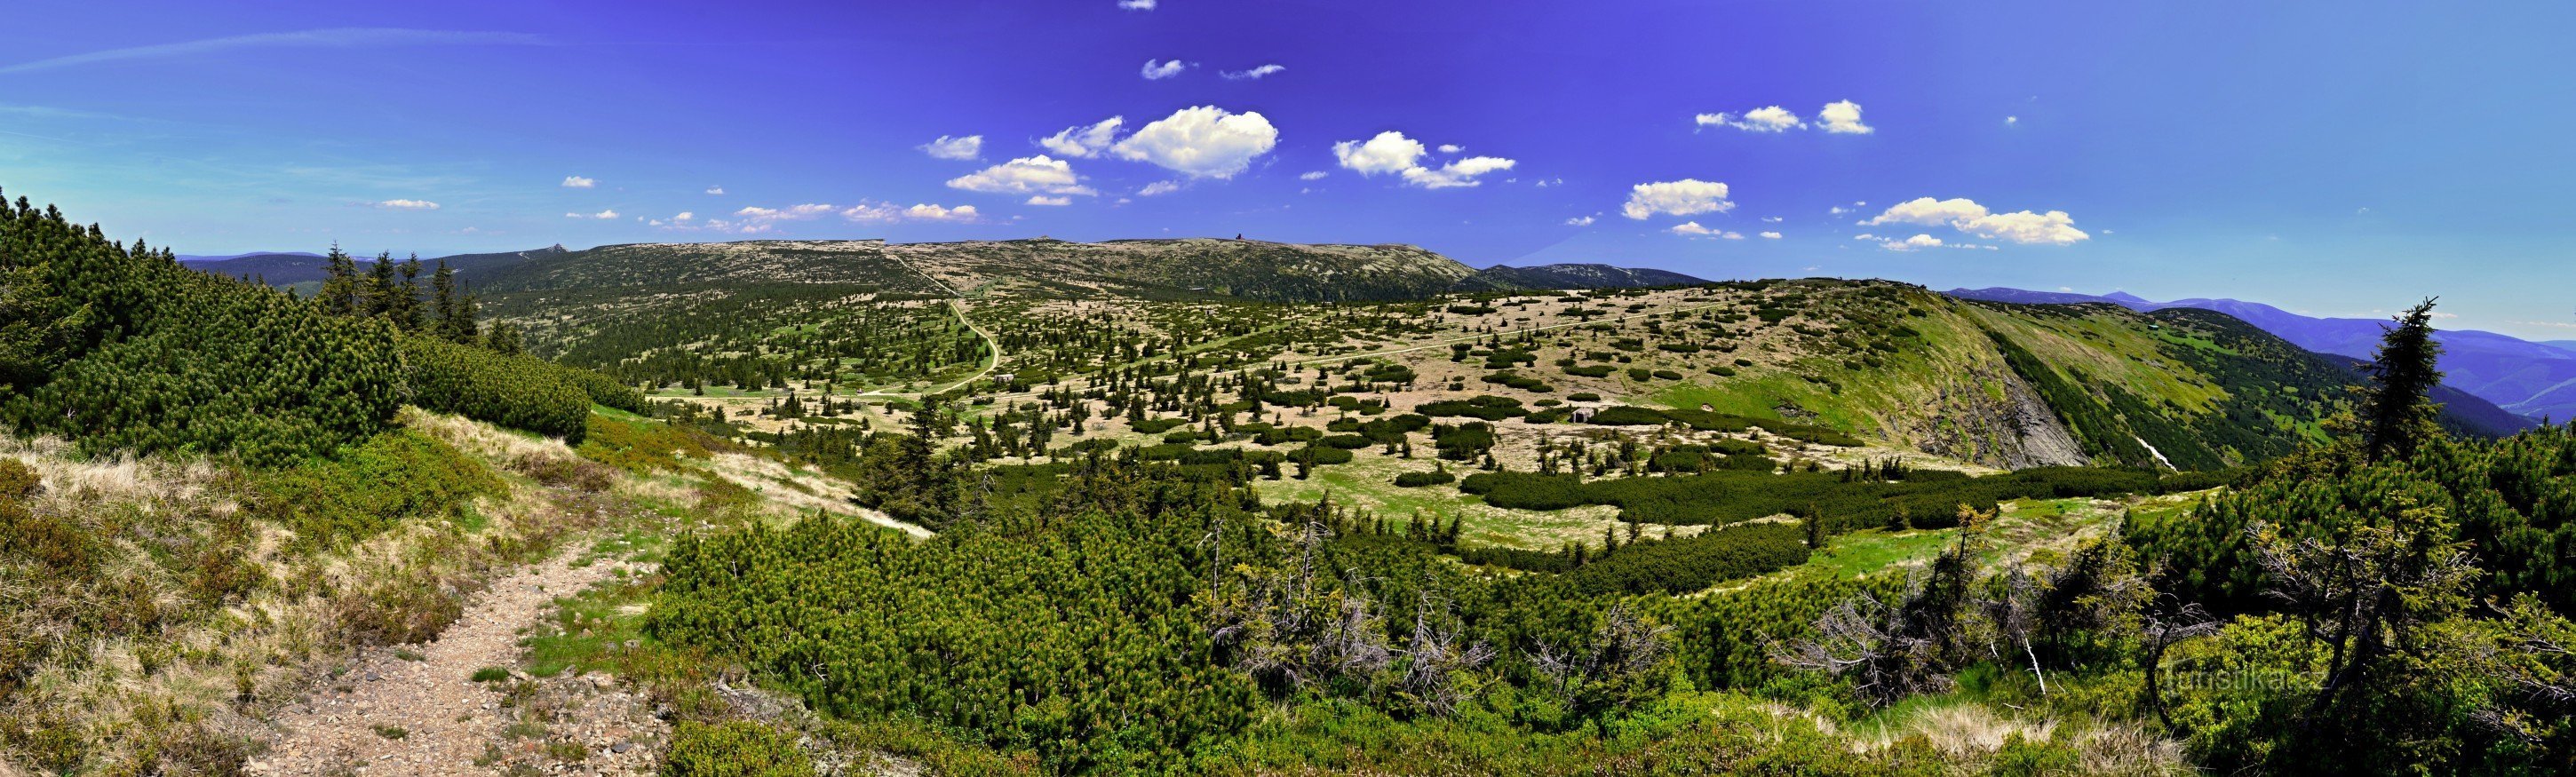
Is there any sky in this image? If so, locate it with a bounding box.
[3,1,2572,340]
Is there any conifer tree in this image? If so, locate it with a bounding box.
[2360,298,2445,462]
[316,244,360,316]
[364,251,397,319]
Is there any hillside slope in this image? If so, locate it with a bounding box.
[477,237,1476,302]
[1948,287,2576,421]
[1454,263,1706,292]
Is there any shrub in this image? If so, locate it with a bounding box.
[1393,471,1455,488]
[661,721,815,777]
[254,430,504,545]
[1318,433,1373,449]
[402,336,592,442]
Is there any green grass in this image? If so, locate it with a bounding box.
[519,577,651,678]
[1249,450,1630,551]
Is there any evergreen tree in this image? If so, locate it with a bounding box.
[2360,298,2445,462]
[364,251,397,319]
[392,253,424,331]
[316,244,360,316]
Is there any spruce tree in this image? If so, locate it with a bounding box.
[2360,298,2445,462]
[317,244,359,316]
[365,251,397,319]
[393,253,424,331]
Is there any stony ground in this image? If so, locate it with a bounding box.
[247,552,665,777]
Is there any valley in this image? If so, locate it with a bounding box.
[11,195,2575,776]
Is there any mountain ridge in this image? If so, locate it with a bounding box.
[1946,286,2576,422]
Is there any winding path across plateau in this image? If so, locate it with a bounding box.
[866,255,1002,398]
[246,551,660,777]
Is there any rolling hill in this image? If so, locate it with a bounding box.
[474,237,1477,302]
[1948,287,2576,422]
[1452,263,1707,292]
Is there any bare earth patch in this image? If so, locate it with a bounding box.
[248,551,660,777]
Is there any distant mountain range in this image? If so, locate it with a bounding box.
[179,246,570,289]
[1454,263,1706,292]
[1947,287,2576,424]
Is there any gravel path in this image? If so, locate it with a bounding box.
[247,551,659,776]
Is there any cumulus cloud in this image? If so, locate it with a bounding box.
[1026,195,1070,206]
[1670,222,1743,239]
[1118,0,1155,9]
[1141,59,1189,79]
[1333,131,1426,175]
[376,199,440,210]
[1863,196,2088,245]
[919,134,982,160]
[1694,101,1870,135]
[901,202,978,221]
[1566,216,1595,226]
[1110,106,1277,178]
[1402,155,1515,188]
[1040,116,1124,158]
[1298,170,1327,181]
[1333,131,1513,188]
[1436,143,1463,154]
[1621,179,1732,219]
[1695,106,1803,132]
[1137,180,1182,196]
[1760,231,1782,239]
[565,209,619,219]
[1221,64,1285,80]
[674,211,694,221]
[561,176,595,188]
[947,155,1098,196]
[705,186,725,194]
[1817,99,1872,134]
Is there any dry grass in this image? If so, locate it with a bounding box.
[0,410,670,775]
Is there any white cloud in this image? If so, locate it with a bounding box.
[1761,216,1784,223]
[560,175,595,188]
[1436,143,1463,154]
[1759,231,1782,239]
[1333,131,1427,175]
[705,186,725,194]
[837,202,979,223]
[1118,0,1155,9]
[947,155,1098,196]
[1137,180,1182,196]
[1864,197,1989,227]
[903,203,978,221]
[1141,59,1189,80]
[375,199,440,210]
[1221,64,1285,80]
[1696,106,1804,132]
[1333,131,1514,188]
[1817,99,1873,134]
[565,209,618,219]
[1904,234,1944,249]
[1110,106,1278,178]
[674,211,694,221]
[1401,156,1515,188]
[1621,178,1732,219]
[1298,170,1328,181]
[1672,222,1745,239]
[1863,196,2088,245]
[1039,116,1124,158]
[743,204,829,218]
[2006,115,2020,125]
[1566,216,1595,226]
[1026,195,1070,206]
[919,134,982,161]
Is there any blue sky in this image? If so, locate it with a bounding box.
[3,1,2572,339]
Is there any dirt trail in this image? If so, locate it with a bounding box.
[247,551,661,776]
